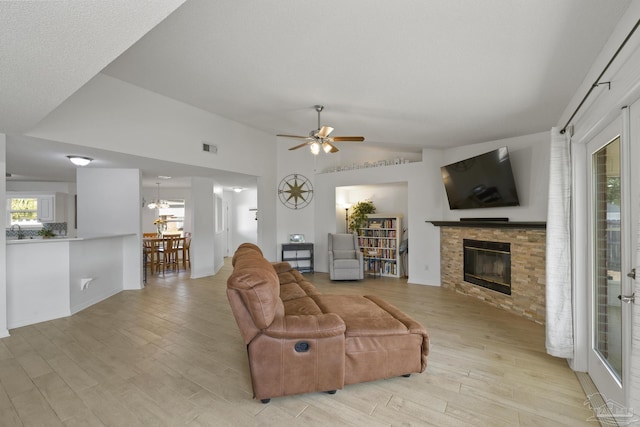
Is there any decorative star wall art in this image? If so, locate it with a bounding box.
[278,173,313,209]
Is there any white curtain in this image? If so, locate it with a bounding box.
[545,127,574,358]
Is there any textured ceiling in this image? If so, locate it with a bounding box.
[0,0,186,133]
[102,0,631,149]
[1,0,633,186]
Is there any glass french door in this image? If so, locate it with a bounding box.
[587,114,632,408]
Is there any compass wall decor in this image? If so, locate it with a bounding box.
[278,173,313,209]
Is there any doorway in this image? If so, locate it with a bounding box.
[586,113,633,409]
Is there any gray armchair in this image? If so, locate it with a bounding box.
[328,233,364,280]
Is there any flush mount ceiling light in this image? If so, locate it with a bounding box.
[232,187,244,193]
[147,182,170,210]
[67,155,93,166]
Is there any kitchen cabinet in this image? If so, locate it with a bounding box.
[37,193,66,223]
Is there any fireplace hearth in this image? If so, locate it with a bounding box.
[463,239,511,295]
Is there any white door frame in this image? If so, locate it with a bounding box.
[585,110,633,408]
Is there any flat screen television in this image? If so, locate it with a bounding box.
[440,147,520,210]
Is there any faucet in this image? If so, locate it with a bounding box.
[9,224,24,239]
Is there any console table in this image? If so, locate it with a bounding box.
[281,242,314,273]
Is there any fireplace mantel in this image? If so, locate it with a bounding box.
[427,220,546,229]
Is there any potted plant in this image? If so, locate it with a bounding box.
[348,200,376,232]
[37,228,56,238]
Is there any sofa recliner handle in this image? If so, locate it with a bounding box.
[294,341,310,352]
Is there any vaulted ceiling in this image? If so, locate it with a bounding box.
[0,0,633,184]
[101,0,632,149]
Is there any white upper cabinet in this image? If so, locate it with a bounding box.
[37,193,66,223]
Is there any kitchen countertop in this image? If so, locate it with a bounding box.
[6,233,136,244]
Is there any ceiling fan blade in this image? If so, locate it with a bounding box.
[288,141,312,150]
[277,134,310,139]
[332,136,365,142]
[317,126,334,138]
[325,141,340,153]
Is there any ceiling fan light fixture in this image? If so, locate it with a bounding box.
[67,155,93,166]
[317,126,334,138]
[279,105,364,154]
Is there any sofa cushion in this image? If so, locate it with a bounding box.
[333,250,356,259]
[283,296,324,316]
[280,283,308,302]
[311,295,408,337]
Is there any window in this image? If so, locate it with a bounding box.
[7,197,41,227]
[157,199,185,233]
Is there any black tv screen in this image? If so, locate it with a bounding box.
[440,147,520,210]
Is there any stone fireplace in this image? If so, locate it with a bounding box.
[463,239,511,295]
[430,221,546,324]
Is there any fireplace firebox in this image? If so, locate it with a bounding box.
[463,239,511,295]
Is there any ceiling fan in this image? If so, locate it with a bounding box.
[277,105,365,154]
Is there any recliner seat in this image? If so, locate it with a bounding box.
[328,233,364,280]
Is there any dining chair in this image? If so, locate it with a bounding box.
[159,236,180,275]
[143,232,158,238]
[143,238,160,276]
[179,235,191,270]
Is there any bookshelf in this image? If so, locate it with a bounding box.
[357,214,403,278]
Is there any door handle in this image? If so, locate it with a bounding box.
[618,293,636,304]
[627,268,636,280]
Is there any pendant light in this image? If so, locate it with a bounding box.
[147,182,170,209]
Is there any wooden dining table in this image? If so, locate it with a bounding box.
[143,235,187,277]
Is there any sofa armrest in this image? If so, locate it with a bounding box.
[264,313,346,339]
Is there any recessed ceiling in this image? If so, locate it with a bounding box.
[5,135,257,190]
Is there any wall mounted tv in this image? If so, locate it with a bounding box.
[440,147,520,210]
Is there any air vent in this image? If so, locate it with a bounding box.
[202,142,218,154]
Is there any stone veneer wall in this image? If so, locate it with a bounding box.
[440,226,546,324]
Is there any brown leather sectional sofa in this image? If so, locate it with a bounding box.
[226,243,429,403]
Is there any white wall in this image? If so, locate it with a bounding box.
[7,241,70,328]
[69,237,130,314]
[315,156,443,286]
[0,133,7,337]
[276,139,322,257]
[190,177,215,278]
[26,73,278,255]
[77,168,141,235]
[275,137,443,285]
[76,168,142,290]
[440,131,550,221]
[336,183,408,234]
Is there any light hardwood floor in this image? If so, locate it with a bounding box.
[0,259,597,426]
